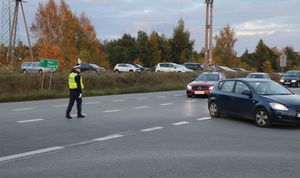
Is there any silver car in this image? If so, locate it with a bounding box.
[21,62,54,73]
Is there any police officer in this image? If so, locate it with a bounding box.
[65,64,85,119]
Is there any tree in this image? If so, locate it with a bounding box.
[136,31,150,66]
[158,34,172,62]
[252,39,275,72]
[214,25,238,67]
[285,46,299,69]
[149,32,161,67]
[31,0,108,69]
[170,18,194,63]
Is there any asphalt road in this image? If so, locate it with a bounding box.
[1,88,300,177]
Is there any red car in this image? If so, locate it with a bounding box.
[186,72,225,97]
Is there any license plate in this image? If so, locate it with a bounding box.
[284,82,291,84]
[195,91,205,95]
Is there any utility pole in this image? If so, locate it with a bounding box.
[204,0,214,67]
[4,0,33,65]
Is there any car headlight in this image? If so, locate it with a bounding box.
[209,86,214,91]
[280,79,284,83]
[269,103,288,111]
[292,80,297,83]
[187,85,192,90]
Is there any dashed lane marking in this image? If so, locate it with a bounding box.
[172,121,190,126]
[134,106,149,109]
[0,146,64,163]
[174,94,183,97]
[157,96,166,98]
[160,103,174,106]
[70,114,88,117]
[140,127,164,132]
[17,119,44,123]
[12,108,35,112]
[187,100,197,103]
[93,134,124,141]
[85,102,101,105]
[197,117,211,121]
[102,110,120,113]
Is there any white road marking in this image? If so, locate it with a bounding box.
[53,105,67,108]
[160,103,173,106]
[136,97,147,100]
[174,94,183,97]
[172,121,190,126]
[112,100,126,102]
[94,134,124,141]
[0,146,64,163]
[134,106,149,109]
[187,100,197,103]
[85,102,101,105]
[140,127,164,132]
[197,117,212,121]
[12,108,35,112]
[157,96,166,98]
[70,114,88,117]
[17,119,44,123]
[102,110,120,113]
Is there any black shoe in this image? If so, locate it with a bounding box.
[77,114,85,118]
[65,115,72,119]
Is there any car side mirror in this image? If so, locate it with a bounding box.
[241,90,252,97]
[191,78,195,81]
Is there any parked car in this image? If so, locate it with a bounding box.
[21,62,54,73]
[247,72,270,79]
[80,63,106,73]
[183,63,204,71]
[280,70,300,87]
[217,66,236,72]
[113,63,141,73]
[208,78,300,127]
[132,64,151,72]
[186,72,225,97]
[231,68,247,72]
[155,62,191,72]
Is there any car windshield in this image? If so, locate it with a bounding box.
[284,71,298,77]
[195,74,219,81]
[249,81,293,95]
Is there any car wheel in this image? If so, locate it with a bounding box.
[209,101,219,118]
[187,94,192,98]
[129,70,134,72]
[114,70,119,74]
[297,82,300,88]
[255,108,271,128]
[38,69,43,73]
[23,69,27,73]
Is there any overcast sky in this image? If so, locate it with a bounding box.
[13,0,300,55]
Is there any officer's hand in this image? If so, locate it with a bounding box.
[79,93,82,98]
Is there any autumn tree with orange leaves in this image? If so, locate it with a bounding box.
[30,0,109,70]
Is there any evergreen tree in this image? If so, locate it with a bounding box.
[252,39,274,72]
[136,31,150,66]
[170,18,194,63]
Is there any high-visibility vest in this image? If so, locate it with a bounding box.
[68,72,84,89]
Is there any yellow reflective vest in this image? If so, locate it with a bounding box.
[68,72,84,89]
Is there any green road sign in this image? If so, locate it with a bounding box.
[40,59,59,69]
